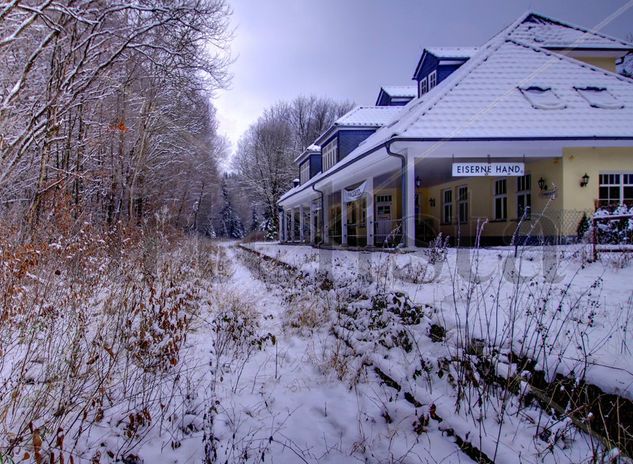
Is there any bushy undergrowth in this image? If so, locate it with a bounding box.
[0,222,228,463]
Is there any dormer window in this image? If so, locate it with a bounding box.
[428,71,437,90]
[300,161,310,185]
[322,139,338,172]
[574,86,623,109]
[418,77,428,97]
[519,86,566,110]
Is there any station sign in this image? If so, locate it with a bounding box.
[452,162,525,177]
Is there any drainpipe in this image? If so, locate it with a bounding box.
[312,182,325,247]
[385,140,407,247]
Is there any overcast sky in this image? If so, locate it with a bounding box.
[214,0,633,158]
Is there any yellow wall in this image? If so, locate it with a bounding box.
[576,56,617,72]
[420,158,565,240]
[561,146,633,212]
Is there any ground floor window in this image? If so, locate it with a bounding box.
[516,174,531,219]
[457,186,468,224]
[442,189,453,224]
[599,173,633,207]
[494,179,507,221]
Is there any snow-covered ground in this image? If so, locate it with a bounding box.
[244,242,633,403]
[3,236,631,463]
[139,243,465,463]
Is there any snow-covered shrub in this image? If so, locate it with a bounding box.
[590,205,633,244]
[210,291,272,361]
[426,233,449,264]
[338,292,426,354]
[283,297,328,334]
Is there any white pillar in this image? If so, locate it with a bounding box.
[405,154,416,248]
[323,191,330,245]
[366,177,374,247]
[299,205,305,242]
[279,210,284,242]
[341,189,348,246]
[309,205,316,244]
[290,208,295,242]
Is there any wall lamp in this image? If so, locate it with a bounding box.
[538,177,548,191]
[415,176,422,188]
[429,198,436,207]
[580,173,590,188]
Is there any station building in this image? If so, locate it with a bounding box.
[278,12,633,247]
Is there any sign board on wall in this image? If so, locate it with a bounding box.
[343,181,367,203]
[452,162,525,177]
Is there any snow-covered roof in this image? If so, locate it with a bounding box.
[380,41,633,140]
[293,144,321,164]
[280,11,633,204]
[334,106,403,127]
[313,106,403,146]
[424,47,479,59]
[379,85,417,98]
[356,13,633,152]
[509,13,633,50]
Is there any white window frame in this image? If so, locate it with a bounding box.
[428,70,437,91]
[442,188,453,225]
[322,139,338,172]
[300,161,310,185]
[493,179,507,221]
[457,185,468,224]
[516,174,531,219]
[599,172,633,206]
[418,77,428,97]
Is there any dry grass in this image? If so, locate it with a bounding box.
[0,218,228,462]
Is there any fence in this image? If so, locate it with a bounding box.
[591,213,633,260]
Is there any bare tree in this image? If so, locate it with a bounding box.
[233,96,352,234]
[0,0,232,232]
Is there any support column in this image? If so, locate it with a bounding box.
[309,205,316,244]
[341,189,348,246]
[290,208,295,242]
[279,210,284,242]
[323,191,330,245]
[366,177,374,247]
[405,154,416,248]
[299,205,305,242]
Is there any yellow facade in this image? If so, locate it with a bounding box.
[561,146,633,213]
[416,148,633,241]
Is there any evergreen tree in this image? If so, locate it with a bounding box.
[219,179,245,239]
[205,215,217,239]
[260,211,277,241]
[249,207,260,233]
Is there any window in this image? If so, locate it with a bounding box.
[300,161,310,185]
[574,86,623,109]
[516,174,531,219]
[322,140,338,172]
[442,189,453,224]
[518,86,566,110]
[428,71,437,91]
[599,173,633,206]
[418,77,428,96]
[494,179,507,221]
[457,186,468,224]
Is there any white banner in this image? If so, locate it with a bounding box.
[343,181,367,203]
[452,162,525,177]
